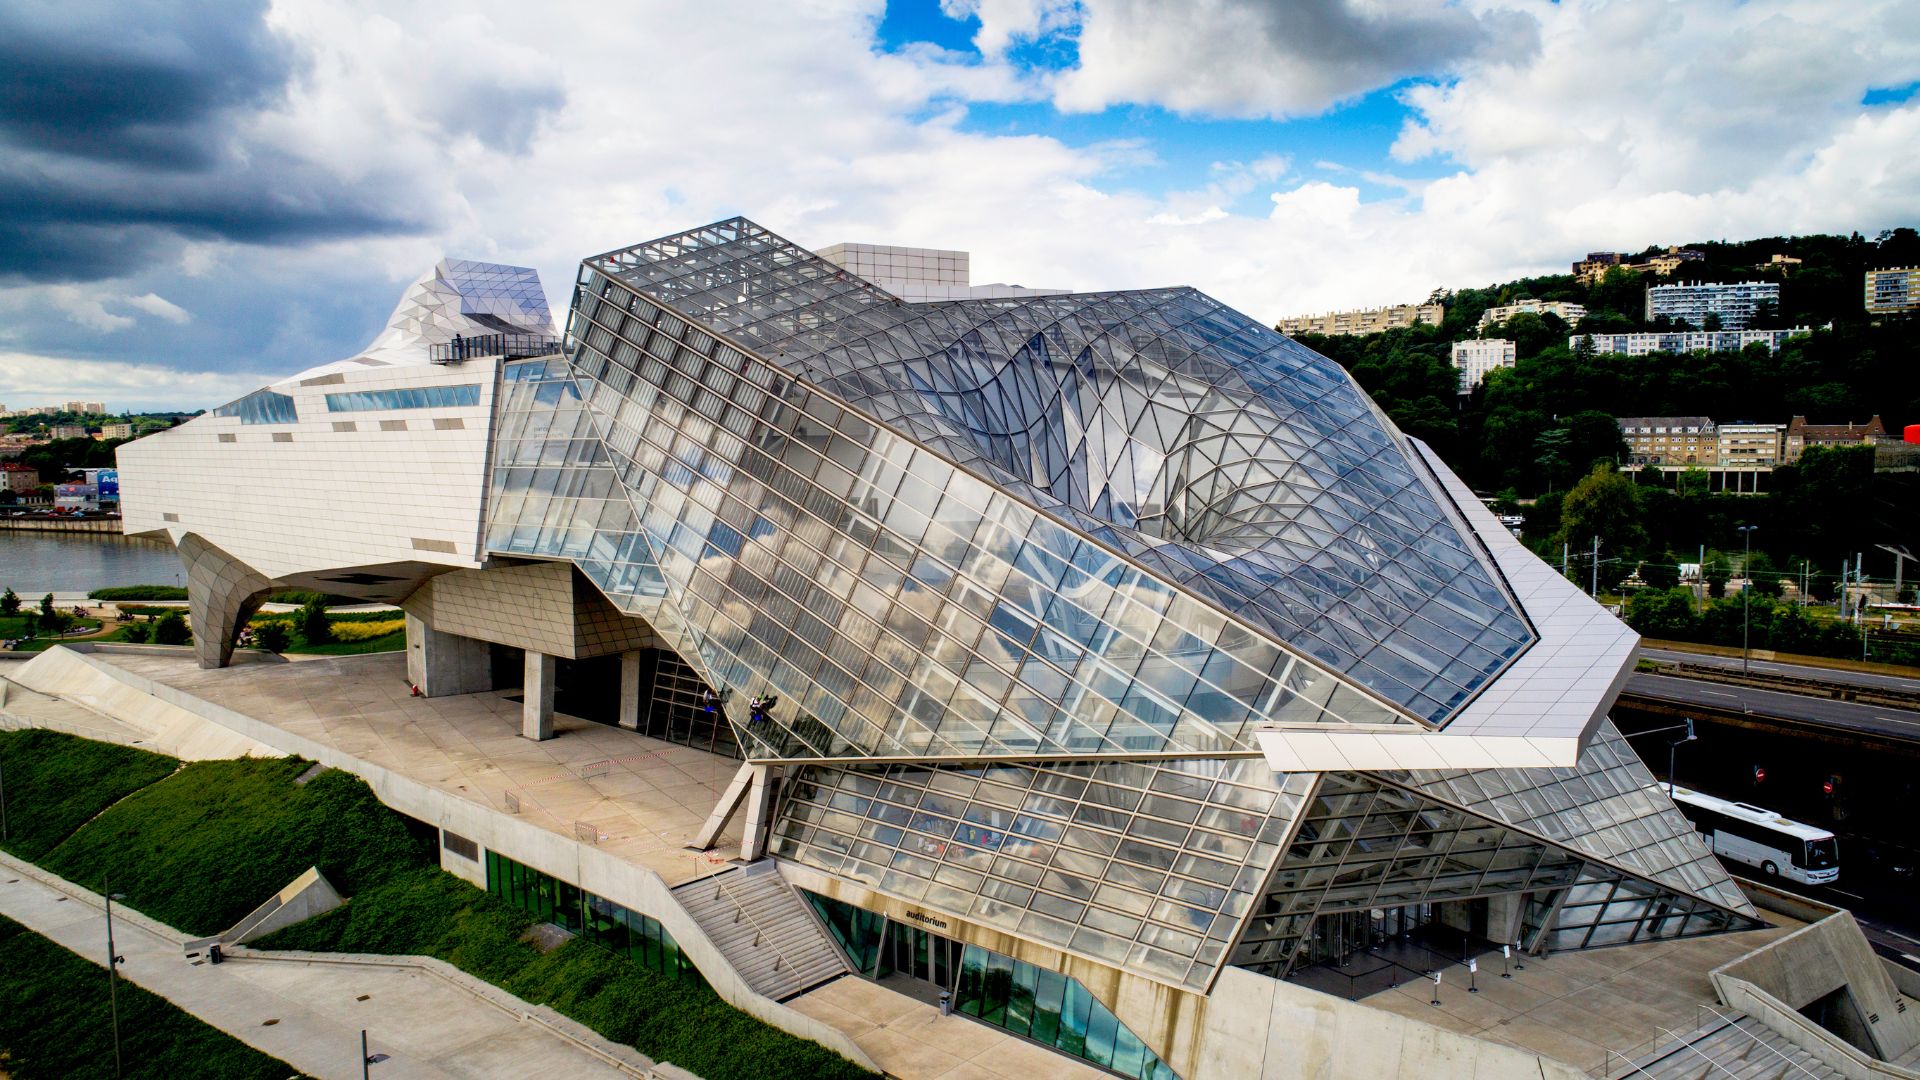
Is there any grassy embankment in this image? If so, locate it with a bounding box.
[0,729,875,1080]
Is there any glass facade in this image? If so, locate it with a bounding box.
[213,388,297,425]
[325,384,483,412]
[484,850,703,984]
[803,891,1177,1080]
[774,758,1311,990]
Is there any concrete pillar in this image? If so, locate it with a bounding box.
[692,763,755,851]
[618,650,643,730]
[177,533,275,669]
[405,613,493,697]
[739,764,781,862]
[522,650,555,741]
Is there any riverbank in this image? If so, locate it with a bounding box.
[0,516,121,533]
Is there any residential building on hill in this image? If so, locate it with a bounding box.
[1574,327,1811,356]
[1784,415,1888,462]
[1865,266,1919,316]
[1450,338,1516,394]
[50,424,88,440]
[1645,281,1780,330]
[1477,300,1586,330]
[1618,417,1716,465]
[2,461,39,494]
[1275,302,1443,337]
[1572,247,1704,284]
[1716,422,1785,467]
[99,422,135,440]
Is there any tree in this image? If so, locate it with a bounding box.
[298,599,333,645]
[19,611,38,639]
[254,621,291,653]
[39,592,54,618]
[0,588,17,616]
[153,611,191,646]
[1640,557,1681,591]
[1626,588,1700,640]
[1704,553,1732,598]
[1560,463,1646,554]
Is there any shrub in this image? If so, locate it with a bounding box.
[297,598,332,644]
[152,610,191,645]
[88,585,188,600]
[253,620,291,652]
[328,618,405,642]
[121,622,152,644]
[0,729,176,860]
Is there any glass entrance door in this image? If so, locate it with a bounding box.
[881,921,963,1000]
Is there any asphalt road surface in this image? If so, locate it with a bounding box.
[1621,672,1920,742]
[1639,646,1920,694]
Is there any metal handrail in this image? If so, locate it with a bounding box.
[429,333,562,364]
[1696,1003,1828,1080]
[712,873,807,981]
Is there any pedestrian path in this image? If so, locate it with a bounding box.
[0,851,667,1080]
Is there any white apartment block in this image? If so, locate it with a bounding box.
[815,242,1066,302]
[1275,302,1444,337]
[1451,338,1517,394]
[1644,281,1780,330]
[1865,266,1919,315]
[1477,300,1586,330]
[1574,327,1812,356]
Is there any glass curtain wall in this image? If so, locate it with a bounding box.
[802,891,1177,1080]
[484,850,703,984]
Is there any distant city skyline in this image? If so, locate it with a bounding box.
[3,0,1918,410]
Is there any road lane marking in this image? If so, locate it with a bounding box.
[1831,889,1864,900]
[1890,930,1920,946]
[1697,690,1736,698]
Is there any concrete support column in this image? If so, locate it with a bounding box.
[405,613,493,697]
[522,650,555,741]
[177,533,275,670]
[618,650,643,731]
[692,763,754,852]
[738,764,781,862]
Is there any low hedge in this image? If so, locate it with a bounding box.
[0,915,304,1079]
[40,756,432,936]
[260,868,875,1080]
[87,586,186,601]
[0,730,177,860]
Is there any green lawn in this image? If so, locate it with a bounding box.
[7,730,875,1079]
[260,868,875,1080]
[0,730,177,860]
[0,915,305,1080]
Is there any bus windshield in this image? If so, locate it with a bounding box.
[1800,837,1839,869]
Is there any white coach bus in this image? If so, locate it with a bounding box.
[1669,786,1839,885]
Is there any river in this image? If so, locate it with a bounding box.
[0,530,184,593]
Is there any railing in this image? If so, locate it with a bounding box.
[429,333,562,364]
[712,873,804,981]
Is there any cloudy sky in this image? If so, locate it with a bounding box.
[3,0,1918,412]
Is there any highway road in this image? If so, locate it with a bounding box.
[1620,672,1920,742]
[1639,646,1920,694]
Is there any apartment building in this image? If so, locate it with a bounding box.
[1477,300,1586,330]
[1450,338,1517,394]
[1645,281,1780,330]
[1574,327,1810,356]
[1784,415,1888,462]
[1865,267,1919,316]
[1618,417,1716,465]
[1716,422,1785,467]
[1275,302,1443,337]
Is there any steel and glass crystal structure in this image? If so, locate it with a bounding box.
[483,218,1760,998]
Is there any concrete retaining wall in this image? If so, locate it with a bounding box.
[1711,912,1920,1065]
[10,645,879,1074]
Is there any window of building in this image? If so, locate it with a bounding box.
[213,388,297,425]
[324,384,483,412]
[483,850,702,985]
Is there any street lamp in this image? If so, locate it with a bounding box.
[1626,720,1697,798]
[104,880,127,1079]
[1738,525,1759,674]
[362,1030,390,1079]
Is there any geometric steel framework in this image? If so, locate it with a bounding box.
[475,216,1762,1004]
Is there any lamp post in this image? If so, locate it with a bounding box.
[1626,720,1697,797]
[104,880,126,1079]
[362,1030,390,1079]
[1738,525,1759,673]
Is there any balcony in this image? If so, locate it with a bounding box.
[429,333,562,364]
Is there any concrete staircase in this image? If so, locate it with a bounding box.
[672,861,848,1002]
[1625,1012,1847,1080]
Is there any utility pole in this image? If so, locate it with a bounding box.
[1738,525,1758,673]
[104,878,125,1079]
[1562,542,1570,582]
[1591,535,1600,598]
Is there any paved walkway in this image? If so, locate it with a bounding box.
[77,650,746,886]
[0,852,658,1080]
[789,977,1111,1080]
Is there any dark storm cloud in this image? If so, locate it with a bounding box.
[0,0,430,283]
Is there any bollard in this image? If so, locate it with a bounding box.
[939,990,952,1017]
[1468,957,1479,993]
[209,943,224,965]
[1430,970,1442,1007]
[1501,944,1512,979]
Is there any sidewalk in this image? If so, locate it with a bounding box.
[0,851,665,1080]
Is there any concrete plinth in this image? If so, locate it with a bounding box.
[523,650,555,741]
[405,613,493,697]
